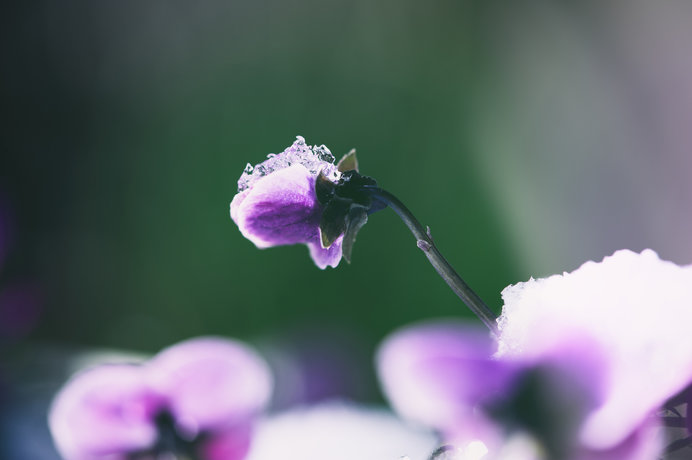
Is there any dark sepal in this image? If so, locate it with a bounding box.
[317,166,387,260]
[341,205,368,263]
[335,170,377,207]
[368,195,388,215]
[337,149,359,173]
[319,196,351,248]
[315,171,336,205]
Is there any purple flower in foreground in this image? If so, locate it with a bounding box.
[49,337,272,460]
[378,250,692,459]
[230,136,345,269]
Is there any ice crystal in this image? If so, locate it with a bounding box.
[237,136,340,192]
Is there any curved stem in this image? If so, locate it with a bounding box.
[364,186,499,335]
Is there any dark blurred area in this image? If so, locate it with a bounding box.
[2,1,692,458]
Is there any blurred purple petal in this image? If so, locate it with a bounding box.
[376,313,660,459]
[146,337,273,435]
[49,337,272,459]
[201,423,253,460]
[497,249,692,450]
[48,365,162,460]
[376,321,519,436]
[574,417,662,460]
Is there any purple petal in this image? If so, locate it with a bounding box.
[231,164,322,249]
[376,321,519,436]
[146,337,273,436]
[48,365,162,460]
[307,236,343,269]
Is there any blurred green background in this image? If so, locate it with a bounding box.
[3,1,521,353]
[3,1,692,457]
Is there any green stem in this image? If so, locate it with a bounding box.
[365,186,499,335]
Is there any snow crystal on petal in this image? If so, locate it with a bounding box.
[238,136,341,192]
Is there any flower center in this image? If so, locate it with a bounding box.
[126,411,205,460]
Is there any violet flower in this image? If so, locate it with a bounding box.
[378,250,692,459]
[230,136,350,269]
[49,337,273,460]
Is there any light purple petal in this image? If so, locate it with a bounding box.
[307,236,343,269]
[497,249,692,450]
[376,321,519,436]
[231,164,322,249]
[146,337,273,436]
[574,417,662,460]
[48,365,162,460]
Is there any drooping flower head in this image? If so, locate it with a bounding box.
[377,250,692,459]
[229,136,499,333]
[49,337,273,460]
[230,136,381,269]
